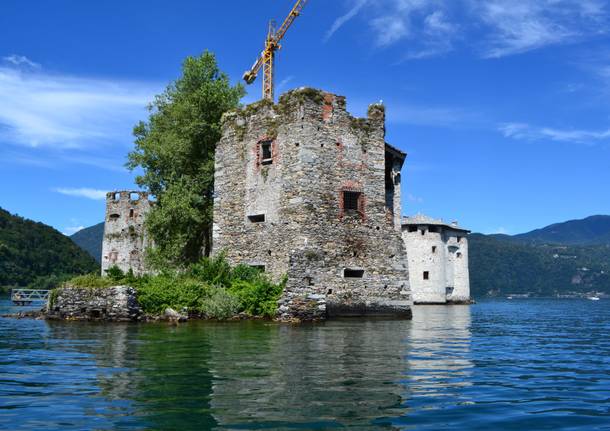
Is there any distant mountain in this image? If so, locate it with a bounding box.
[512,215,610,245]
[0,207,99,289]
[70,222,104,263]
[469,233,610,298]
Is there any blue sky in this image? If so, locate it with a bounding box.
[1,0,609,236]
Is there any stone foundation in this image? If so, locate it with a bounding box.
[46,286,141,321]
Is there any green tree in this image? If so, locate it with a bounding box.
[127,52,245,266]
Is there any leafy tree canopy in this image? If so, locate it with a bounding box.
[127,52,245,266]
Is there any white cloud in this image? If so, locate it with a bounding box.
[276,75,295,93]
[53,187,107,200]
[0,62,158,150]
[325,0,370,42]
[474,0,606,58]
[326,0,608,59]
[3,54,40,69]
[407,193,424,203]
[63,226,85,236]
[371,15,409,47]
[499,122,610,144]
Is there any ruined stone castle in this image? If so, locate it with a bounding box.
[101,88,470,319]
[213,89,411,319]
[101,191,151,276]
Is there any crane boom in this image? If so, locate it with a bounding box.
[242,0,308,101]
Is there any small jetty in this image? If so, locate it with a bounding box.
[10,289,50,306]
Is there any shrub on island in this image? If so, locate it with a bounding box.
[60,255,285,320]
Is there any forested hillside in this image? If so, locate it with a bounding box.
[0,207,99,289]
[469,230,610,298]
[512,215,610,245]
[70,222,104,263]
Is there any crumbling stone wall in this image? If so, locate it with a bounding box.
[46,286,141,321]
[101,191,151,276]
[213,88,412,319]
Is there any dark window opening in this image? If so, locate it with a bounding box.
[109,213,120,221]
[129,209,134,218]
[423,271,430,280]
[421,229,426,236]
[432,246,437,253]
[446,287,454,295]
[408,226,417,233]
[327,289,333,295]
[344,268,365,278]
[260,140,272,164]
[457,236,462,243]
[343,191,361,211]
[457,252,462,258]
[248,214,265,223]
[250,264,266,272]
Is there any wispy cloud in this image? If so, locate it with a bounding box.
[325,0,370,42]
[276,75,294,94]
[63,225,85,236]
[0,59,158,150]
[475,0,607,58]
[326,0,608,59]
[3,54,41,69]
[53,187,107,200]
[499,122,610,144]
[407,193,424,203]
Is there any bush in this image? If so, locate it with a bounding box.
[62,256,285,319]
[135,275,212,315]
[230,275,286,318]
[199,288,240,319]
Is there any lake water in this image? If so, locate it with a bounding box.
[1,299,609,430]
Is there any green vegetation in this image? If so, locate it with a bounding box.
[127,51,245,267]
[63,255,285,319]
[0,207,99,290]
[469,233,610,298]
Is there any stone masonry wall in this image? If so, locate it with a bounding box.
[101,191,151,276]
[213,88,412,319]
[401,218,471,304]
[46,286,141,321]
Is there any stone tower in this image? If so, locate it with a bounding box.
[101,190,151,276]
[401,215,470,304]
[213,88,412,319]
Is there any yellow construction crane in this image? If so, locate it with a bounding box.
[243,0,308,101]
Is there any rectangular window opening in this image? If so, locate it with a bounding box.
[247,214,265,223]
[343,191,361,211]
[432,246,437,253]
[250,264,266,272]
[344,268,365,278]
[423,271,430,280]
[260,140,272,165]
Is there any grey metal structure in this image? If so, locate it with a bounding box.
[11,289,50,305]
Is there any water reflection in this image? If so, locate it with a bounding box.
[36,308,476,430]
[4,299,610,430]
